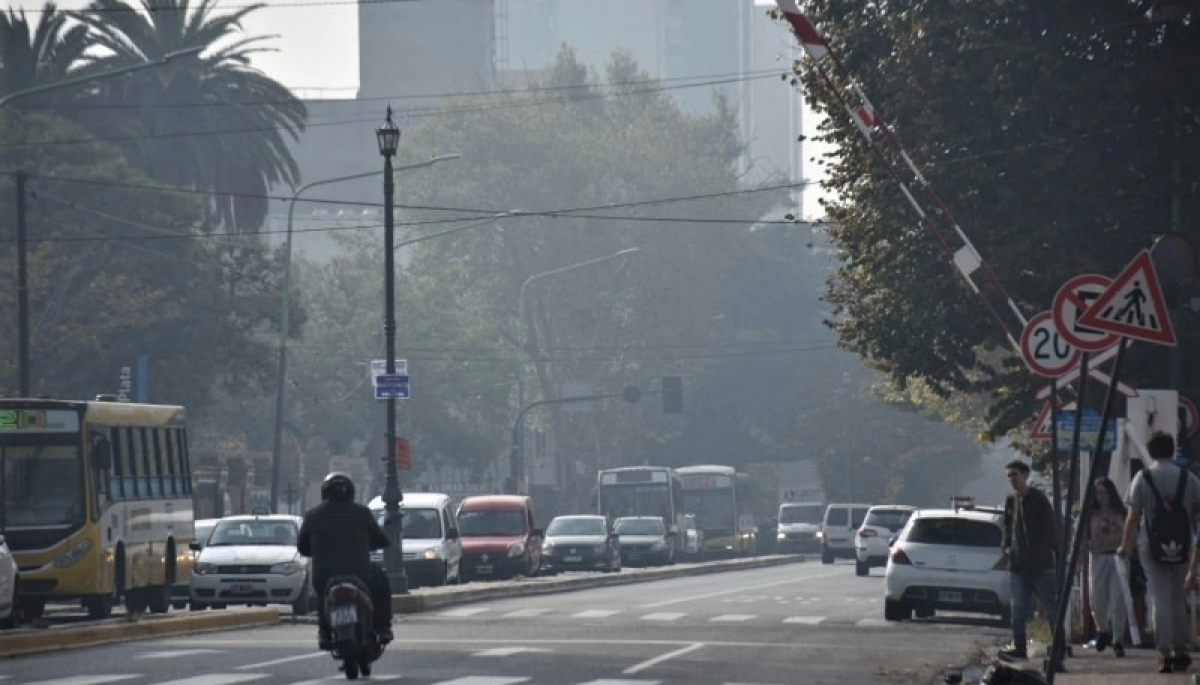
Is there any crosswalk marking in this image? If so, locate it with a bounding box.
[287,677,401,685]
[430,678,530,685]
[20,678,138,685]
[639,612,686,621]
[137,650,221,659]
[710,615,754,622]
[578,680,660,684]
[783,616,826,625]
[502,608,551,618]
[473,647,551,657]
[436,607,492,617]
[573,609,620,618]
[236,653,326,670]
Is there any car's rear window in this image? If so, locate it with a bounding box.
[904,517,1001,547]
[615,518,664,535]
[864,509,913,532]
[548,518,605,536]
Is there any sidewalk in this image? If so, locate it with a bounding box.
[976,641,1199,684]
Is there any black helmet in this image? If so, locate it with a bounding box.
[321,472,355,502]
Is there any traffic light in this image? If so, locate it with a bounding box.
[662,375,682,414]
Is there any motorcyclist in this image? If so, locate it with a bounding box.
[298,472,393,649]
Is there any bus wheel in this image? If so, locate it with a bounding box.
[84,593,114,620]
[147,585,170,614]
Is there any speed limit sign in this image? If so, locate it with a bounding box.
[1021,311,1080,378]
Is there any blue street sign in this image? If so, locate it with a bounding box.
[1055,409,1116,452]
[374,373,410,400]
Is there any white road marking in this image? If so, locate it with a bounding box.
[639,570,845,608]
[710,615,754,622]
[20,678,139,685]
[502,608,551,618]
[577,680,661,684]
[436,607,491,617]
[855,618,893,628]
[472,646,551,657]
[154,676,268,685]
[573,609,620,618]
[137,649,221,659]
[783,616,826,625]
[429,678,529,685]
[623,642,705,675]
[236,652,326,669]
[639,612,686,621]
[288,677,402,684]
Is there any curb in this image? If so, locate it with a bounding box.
[0,608,280,658]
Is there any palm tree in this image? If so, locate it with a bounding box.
[70,0,306,232]
[0,3,90,104]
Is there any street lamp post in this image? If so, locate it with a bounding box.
[376,106,406,593]
[511,247,640,493]
[269,155,461,514]
[8,46,204,396]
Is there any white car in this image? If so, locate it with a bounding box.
[368,493,463,587]
[854,505,917,575]
[0,532,17,628]
[883,507,1010,624]
[189,515,313,614]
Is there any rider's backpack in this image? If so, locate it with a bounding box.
[1143,469,1192,565]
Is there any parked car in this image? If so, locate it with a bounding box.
[189,515,313,614]
[818,503,872,564]
[776,501,825,553]
[854,505,917,575]
[368,493,463,587]
[614,516,676,566]
[457,495,543,580]
[883,506,1010,625]
[541,515,621,574]
[0,532,17,628]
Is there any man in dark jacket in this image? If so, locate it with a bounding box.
[1001,459,1059,662]
[298,472,393,649]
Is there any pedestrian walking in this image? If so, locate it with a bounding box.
[1086,477,1129,658]
[1000,459,1061,665]
[1117,431,1200,674]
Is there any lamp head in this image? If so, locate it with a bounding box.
[376,105,401,158]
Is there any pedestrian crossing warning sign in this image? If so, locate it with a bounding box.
[1077,249,1176,347]
[1032,400,1076,440]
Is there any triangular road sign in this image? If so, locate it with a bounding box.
[1077,250,1176,346]
[1032,400,1076,439]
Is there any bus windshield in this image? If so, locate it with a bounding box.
[681,489,734,532]
[1,438,83,527]
[599,484,672,522]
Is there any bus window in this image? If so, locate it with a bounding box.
[90,429,113,516]
[176,429,192,495]
[117,427,139,497]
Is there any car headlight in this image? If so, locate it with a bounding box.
[194,562,216,575]
[507,541,525,557]
[270,560,304,575]
[54,539,92,568]
[777,532,786,540]
[422,546,442,561]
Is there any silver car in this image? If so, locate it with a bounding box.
[0,532,17,628]
[189,515,313,614]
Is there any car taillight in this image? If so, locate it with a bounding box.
[890,548,912,565]
[858,528,877,538]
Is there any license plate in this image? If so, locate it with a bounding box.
[564,555,582,563]
[938,590,963,603]
[230,583,254,593]
[330,605,357,626]
[475,564,493,574]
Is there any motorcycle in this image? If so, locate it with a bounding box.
[323,575,385,680]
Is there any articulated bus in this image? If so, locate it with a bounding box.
[676,464,756,556]
[596,466,687,557]
[0,398,195,619]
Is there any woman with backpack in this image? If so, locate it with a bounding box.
[1087,477,1129,658]
[1118,431,1200,674]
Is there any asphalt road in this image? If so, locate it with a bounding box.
[0,559,1008,684]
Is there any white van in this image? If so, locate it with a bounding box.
[368,493,462,587]
[776,502,826,553]
[819,503,873,564]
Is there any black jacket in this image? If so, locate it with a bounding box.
[1003,487,1057,573]
[298,500,390,585]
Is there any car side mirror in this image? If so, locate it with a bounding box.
[446,528,459,540]
[532,528,544,538]
[189,541,202,552]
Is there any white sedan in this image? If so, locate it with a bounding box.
[189,515,312,614]
[884,507,1010,625]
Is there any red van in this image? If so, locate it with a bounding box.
[457,495,543,580]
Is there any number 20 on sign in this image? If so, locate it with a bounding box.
[1020,311,1080,378]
